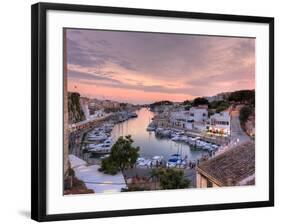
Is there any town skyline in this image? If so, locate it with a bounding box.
[66,29,255,104]
[70,88,254,106]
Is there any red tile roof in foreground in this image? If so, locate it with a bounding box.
[197,141,255,186]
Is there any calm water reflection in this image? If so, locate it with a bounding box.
[111,108,203,161]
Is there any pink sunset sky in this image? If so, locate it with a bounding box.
[66,29,255,104]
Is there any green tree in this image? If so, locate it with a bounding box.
[182,99,191,105]
[215,102,230,113]
[192,97,209,107]
[228,90,255,104]
[239,105,253,125]
[184,104,192,111]
[150,100,173,109]
[209,100,219,109]
[99,135,140,175]
[98,157,119,175]
[151,168,190,190]
[209,100,230,112]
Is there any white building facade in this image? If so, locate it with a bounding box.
[169,107,208,131]
[206,111,231,136]
[189,107,208,122]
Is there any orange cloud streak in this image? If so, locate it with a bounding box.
[68,79,194,104]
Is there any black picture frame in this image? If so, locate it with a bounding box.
[31,2,274,222]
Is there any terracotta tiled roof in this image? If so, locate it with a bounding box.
[197,141,255,186]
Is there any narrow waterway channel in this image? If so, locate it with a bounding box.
[111,107,204,161]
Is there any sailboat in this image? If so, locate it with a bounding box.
[147,116,156,131]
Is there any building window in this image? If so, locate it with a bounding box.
[207,179,213,188]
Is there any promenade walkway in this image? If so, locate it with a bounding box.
[69,154,126,193]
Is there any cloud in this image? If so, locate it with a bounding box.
[67,30,138,71]
[65,28,255,101]
[68,71,122,85]
[69,68,210,96]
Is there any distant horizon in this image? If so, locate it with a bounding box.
[69,88,255,105]
[66,29,255,104]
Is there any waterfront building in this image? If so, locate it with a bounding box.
[170,110,190,129]
[206,111,231,136]
[88,99,123,114]
[192,122,207,132]
[169,107,208,131]
[153,112,170,128]
[189,106,208,122]
[196,141,255,187]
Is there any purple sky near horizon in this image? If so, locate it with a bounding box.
[66,29,255,104]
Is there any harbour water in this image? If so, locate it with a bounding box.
[111,107,204,161]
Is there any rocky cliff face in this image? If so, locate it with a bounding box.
[68,92,86,124]
[80,97,90,120]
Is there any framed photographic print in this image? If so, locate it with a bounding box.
[31,2,274,222]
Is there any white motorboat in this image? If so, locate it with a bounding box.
[87,134,108,141]
[167,162,177,168]
[171,136,181,141]
[180,136,189,142]
[89,144,111,154]
[103,125,114,133]
[136,157,152,167]
[128,112,138,118]
[155,128,171,137]
[87,143,104,150]
[146,126,156,131]
[151,155,164,165]
[147,121,156,131]
[152,155,163,160]
[103,137,113,144]
[155,127,164,133]
[166,154,187,168]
